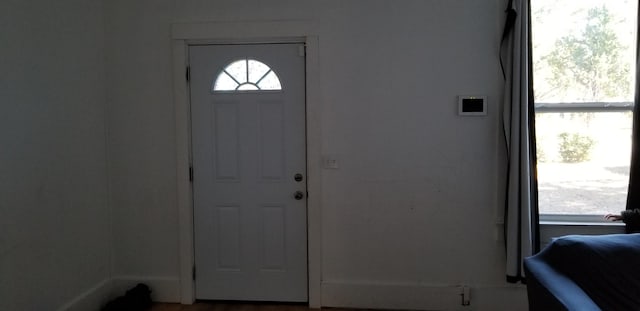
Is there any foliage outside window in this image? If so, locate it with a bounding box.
[531,0,637,217]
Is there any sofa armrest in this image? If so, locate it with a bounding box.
[524,257,600,311]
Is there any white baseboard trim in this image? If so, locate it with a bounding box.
[321,281,528,311]
[56,275,181,311]
[56,278,113,311]
[471,285,528,311]
[111,275,181,303]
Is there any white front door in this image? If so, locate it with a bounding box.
[190,44,307,302]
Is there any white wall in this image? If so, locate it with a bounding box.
[105,0,527,309]
[103,0,181,300]
[0,0,111,310]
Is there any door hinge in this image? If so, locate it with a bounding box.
[192,265,196,280]
[189,166,194,182]
[186,66,190,82]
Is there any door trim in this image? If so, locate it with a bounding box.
[171,21,322,307]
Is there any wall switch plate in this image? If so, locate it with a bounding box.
[458,95,487,116]
[323,155,339,169]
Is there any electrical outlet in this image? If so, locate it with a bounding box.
[459,285,471,306]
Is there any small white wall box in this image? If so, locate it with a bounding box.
[458,96,487,116]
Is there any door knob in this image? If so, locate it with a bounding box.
[294,191,304,200]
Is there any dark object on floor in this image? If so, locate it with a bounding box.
[102,283,152,311]
[524,234,640,311]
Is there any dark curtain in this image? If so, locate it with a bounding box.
[500,0,540,283]
[625,3,640,233]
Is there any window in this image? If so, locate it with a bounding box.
[531,0,637,219]
[213,59,282,92]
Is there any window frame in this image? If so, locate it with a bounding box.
[212,58,283,93]
[534,102,633,222]
[531,0,637,223]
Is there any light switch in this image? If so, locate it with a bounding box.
[323,155,339,169]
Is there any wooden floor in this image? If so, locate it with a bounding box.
[150,302,370,311]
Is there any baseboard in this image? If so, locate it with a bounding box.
[56,278,113,311]
[56,275,181,311]
[321,281,528,311]
[470,285,528,311]
[111,275,181,303]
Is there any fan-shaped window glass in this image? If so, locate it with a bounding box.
[213,59,282,92]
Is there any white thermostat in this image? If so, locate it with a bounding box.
[458,96,487,116]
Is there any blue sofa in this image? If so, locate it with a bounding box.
[524,234,640,310]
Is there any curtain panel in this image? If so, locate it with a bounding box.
[500,0,540,283]
[626,3,640,234]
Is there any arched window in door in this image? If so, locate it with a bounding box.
[212,59,282,92]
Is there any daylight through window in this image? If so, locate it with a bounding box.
[531,0,637,217]
[213,59,282,92]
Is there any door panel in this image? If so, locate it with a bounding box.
[190,43,307,302]
[258,101,286,180]
[261,205,286,270]
[216,205,241,270]
[213,102,240,181]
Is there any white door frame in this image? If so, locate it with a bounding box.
[171,21,322,307]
